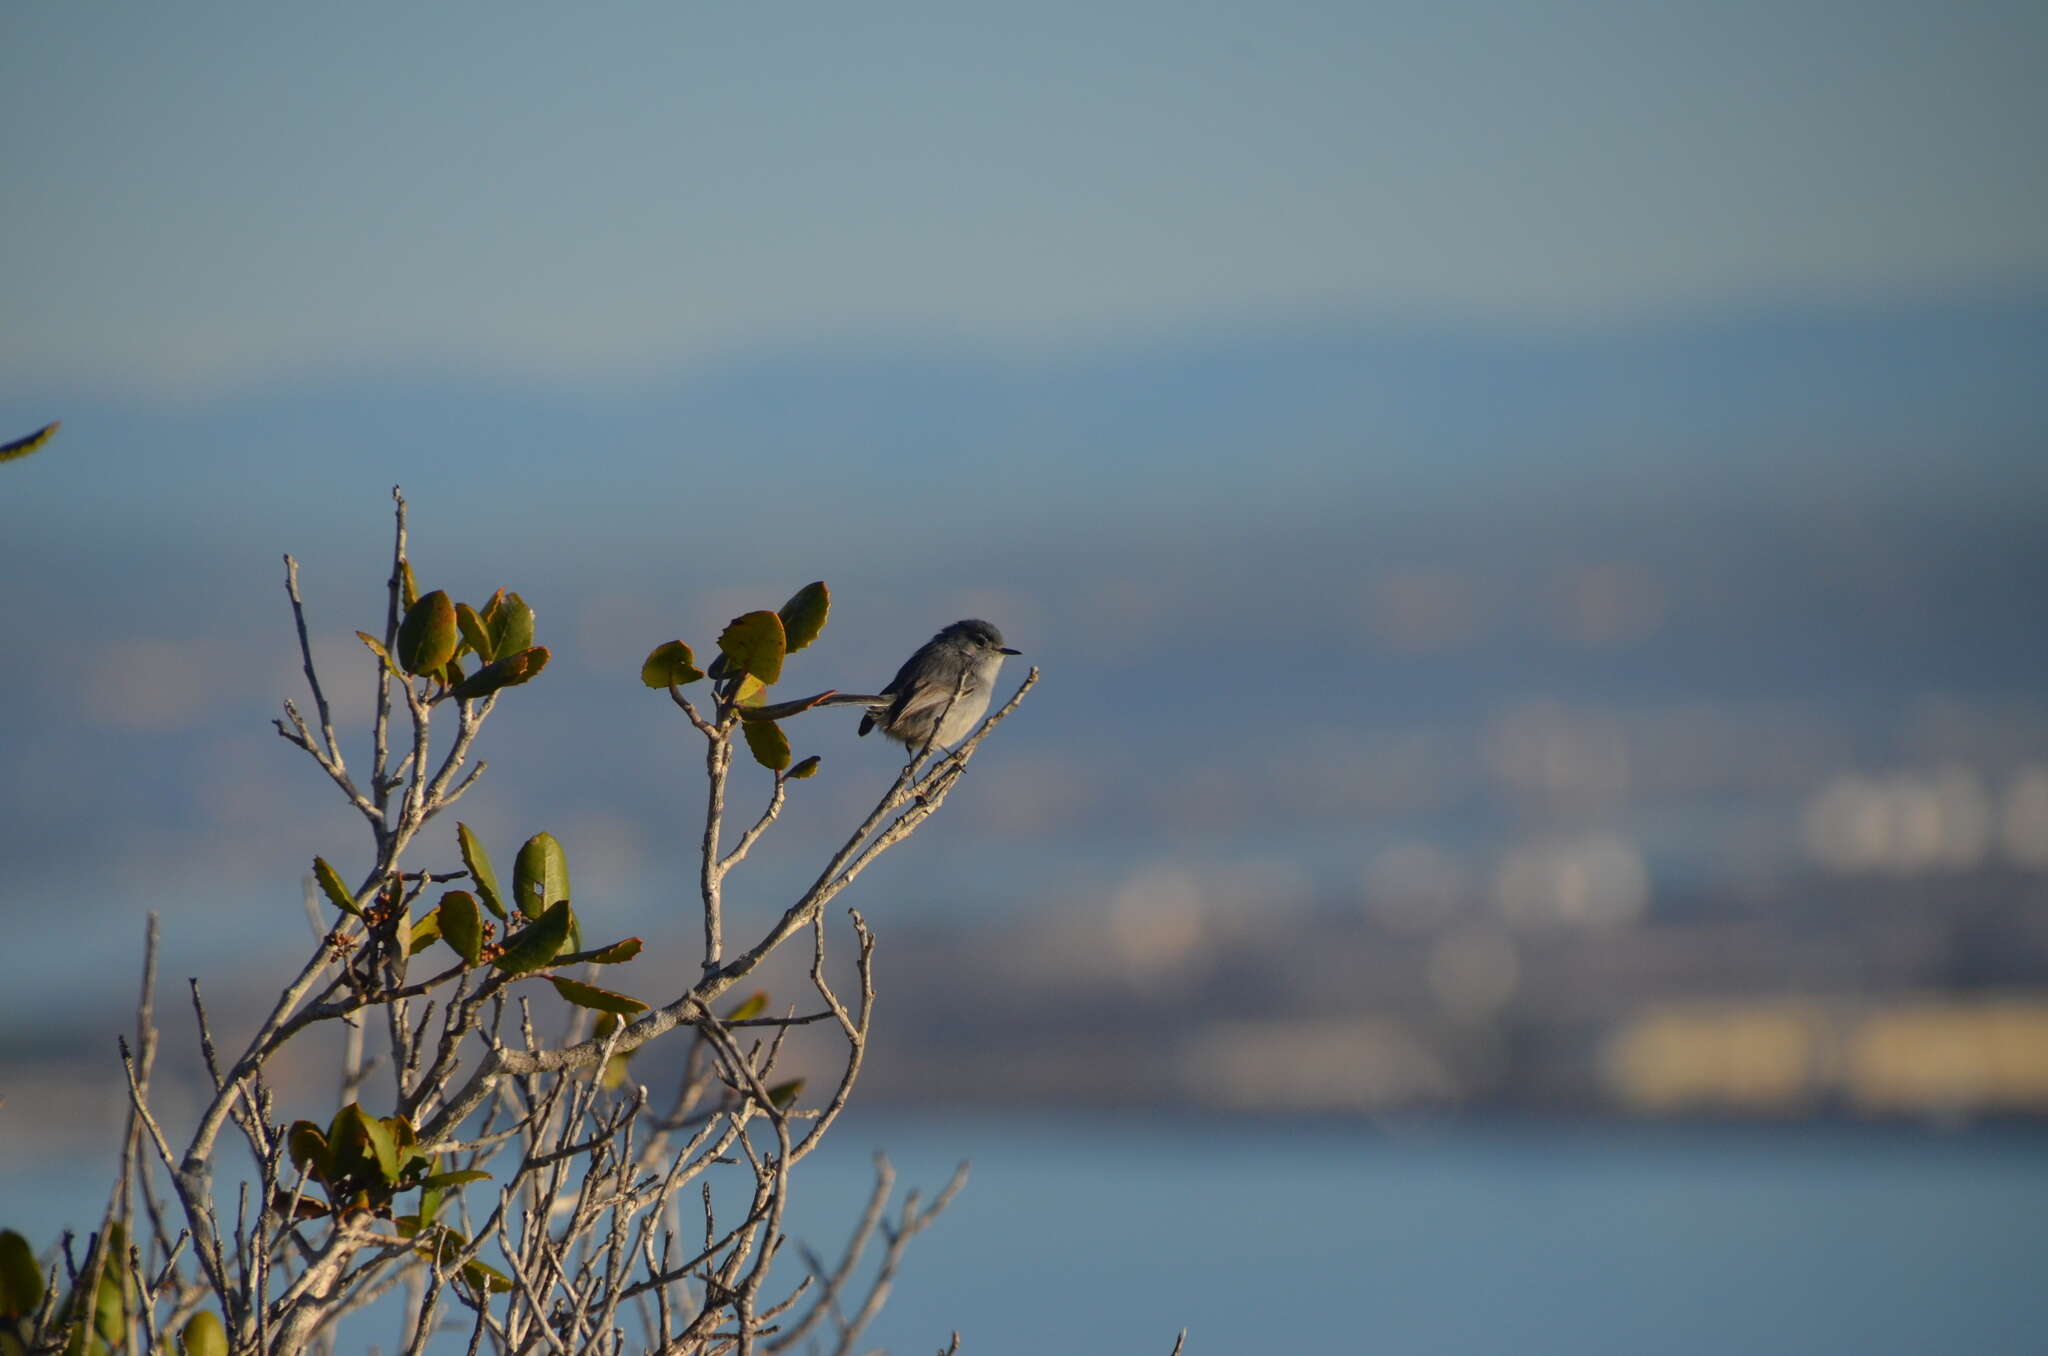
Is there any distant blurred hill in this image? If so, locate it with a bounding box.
[5,290,2046,551]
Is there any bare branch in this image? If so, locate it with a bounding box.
[719,775,788,875]
[698,717,735,973]
[56,494,1065,1354]
[832,1162,969,1356]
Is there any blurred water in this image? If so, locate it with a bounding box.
[799,1115,2048,1355]
[10,1115,2044,1355]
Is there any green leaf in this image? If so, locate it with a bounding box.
[731,672,768,706]
[787,755,822,780]
[724,991,768,1022]
[269,1189,329,1221]
[324,1107,362,1170]
[581,937,642,964]
[742,719,792,772]
[454,602,492,661]
[437,891,483,965]
[312,857,361,916]
[324,1106,369,1184]
[356,630,403,678]
[410,1163,468,1225]
[778,581,831,653]
[764,1078,806,1109]
[717,611,786,685]
[383,1116,427,1183]
[88,1245,126,1349]
[0,1229,43,1320]
[363,1119,403,1187]
[487,592,535,659]
[332,1104,401,1185]
[455,823,507,920]
[640,640,704,688]
[287,1122,333,1181]
[0,420,59,464]
[408,904,442,956]
[460,1259,514,1296]
[547,976,648,1015]
[179,1311,227,1356]
[512,832,569,920]
[449,646,549,699]
[396,590,459,675]
[493,899,574,975]
[390,896,413,959]
[399,561,420,611]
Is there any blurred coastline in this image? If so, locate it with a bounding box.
[6,292,2048,1145]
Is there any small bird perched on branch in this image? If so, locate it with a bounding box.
[857,619,1021,750]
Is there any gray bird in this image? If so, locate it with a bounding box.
[858,619,1021,749]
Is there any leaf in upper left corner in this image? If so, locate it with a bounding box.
[0,421,59,464]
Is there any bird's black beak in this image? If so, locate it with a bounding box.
[1000,647,1021,655]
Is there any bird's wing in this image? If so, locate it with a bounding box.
[881,669,980,726]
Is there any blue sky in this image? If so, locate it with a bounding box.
[5,0,2044,395]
